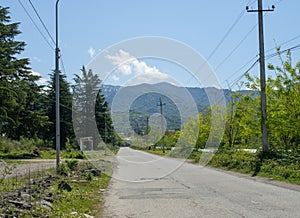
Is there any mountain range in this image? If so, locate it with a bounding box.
[101,83,253,131]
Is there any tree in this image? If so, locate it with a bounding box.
[0,6,48,139]
[46,72,73,149]
[244,50,300,150]
[73,67,114,148]
[223,90,260,148]
[266,50,300,149]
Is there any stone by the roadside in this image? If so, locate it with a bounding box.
[8,200,31,209]
[83,213,94,218]
[40,199,52,210]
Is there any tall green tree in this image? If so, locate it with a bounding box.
[73,66,114,147]
[267,51,300,149]
[0,6,48,139]
[223,91,260,148]
[46,72,73,149]
[244,50,300,149]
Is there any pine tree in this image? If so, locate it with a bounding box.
[46,72,74,149]
[0,6,48,139]
[73,66,114,147]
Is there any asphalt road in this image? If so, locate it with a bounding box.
[103,147,300,218]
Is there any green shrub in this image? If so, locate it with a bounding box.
[65,159,79,171]
[62,150,85,159]
[85,172,93,181]
[57,162,70,176]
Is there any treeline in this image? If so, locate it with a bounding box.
[154,50,300,152]
[0,6,115,153]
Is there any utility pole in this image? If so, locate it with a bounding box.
[104,112,107,155]
[146,116,149,148]
[157,98,166,153]
[247,0,274,151]
[55,0,60,171]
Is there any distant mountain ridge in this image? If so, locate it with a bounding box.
[101,83,255,130]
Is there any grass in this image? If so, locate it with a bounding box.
[50,172,111,217]
[39,150,86,159]
[130,145,300,185]
[0,160,113,217]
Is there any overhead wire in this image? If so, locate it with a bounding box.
[20,0,70,87]
[225,43,300,90]
[185,2,254,86]
[185,0,258,87]
[28,0,55,46]
[212,0,286,90]
[265,34,300,53]
[215,22,258,71]
[17,0,54,50]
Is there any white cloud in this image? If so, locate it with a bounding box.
[106,49,171,85]
[112,75,120,81]
[88,47,96,58]
[106,49,134,66]
[30,70,47,84]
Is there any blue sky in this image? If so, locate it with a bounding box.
[2,0,300,89]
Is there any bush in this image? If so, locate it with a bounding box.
[62,150,85,159]
[57,162,70,176]
[85,171,93,181]
[65,159,78,171]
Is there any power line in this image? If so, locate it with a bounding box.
[227,58,259,89]
[215,22,258,71]
[186,3,252,86]
[265,34,300,53]
[206,10,245,62]
[265,44,300,60]
[225,43,300,90]
[17,0,54,50]
[28,0,55,46]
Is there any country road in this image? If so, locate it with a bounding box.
[103,147,300,218]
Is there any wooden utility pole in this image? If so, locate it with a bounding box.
[247,0,274,151]
[146,116,149,148]
[157,98,166,153]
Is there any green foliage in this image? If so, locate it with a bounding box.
[244,51,300,150]
[85,171,93,181]
[207,149,300,184]
[209,150,257,173]
[65,159,79,171]
[0,6,49,140]
[0,137,51,158]
[39,150,56,159]
[61,150,85,159]
[51,172,111,217]
[46,72,74,150]
[57,162,70,176]
[73,66,115,147]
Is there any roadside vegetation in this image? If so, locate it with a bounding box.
[0,159,112,217]
[0,6,123,162]
[130,50,300,185]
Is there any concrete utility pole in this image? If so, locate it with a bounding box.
[55,0,60,170]
[247,0,274,151]
[157,98,166,153]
